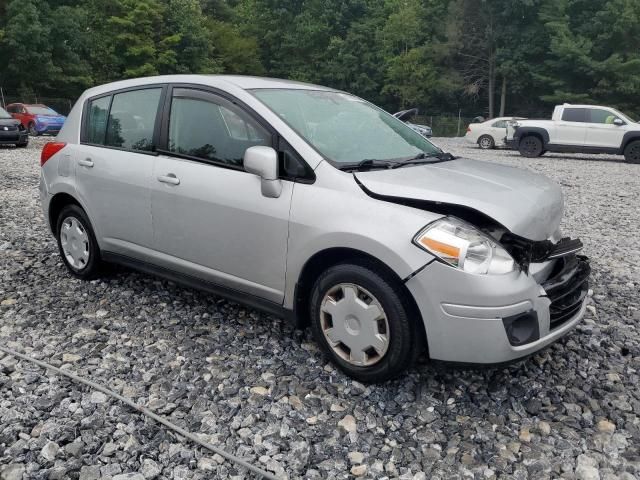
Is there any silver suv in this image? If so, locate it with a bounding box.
[39,75,590,382]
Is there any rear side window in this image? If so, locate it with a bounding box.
[105,88,162,151]
[167,89,270,167]
[86,96,111,144]
[561,108,587,122]
[6,105,16,113]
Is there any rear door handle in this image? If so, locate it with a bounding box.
[78,158,94,168]
[157,174,180,185]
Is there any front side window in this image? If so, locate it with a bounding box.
[105,88,161,151]
[6,105,16,114]
[86,96,111,144]
[588,109,622,125]
[251,89,440,164]
[562,108,587,122]
[168,89,270,167]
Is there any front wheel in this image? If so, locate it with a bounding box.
[518,135,543,157]
[309,262,420,383]
[56,204,103,279]
[624,140,640,164]
[28,122,39,136]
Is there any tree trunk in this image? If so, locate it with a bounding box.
[488,59,495,119]
[499,76,506,117]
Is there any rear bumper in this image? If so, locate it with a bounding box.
[406,254,589,364]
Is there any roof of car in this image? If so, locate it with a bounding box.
[82,74,337,98]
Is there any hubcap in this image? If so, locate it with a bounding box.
[60,216,90,270]
[523,139,537,154]
[480,137,491,148]
[320,283,389,367]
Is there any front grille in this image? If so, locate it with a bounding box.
[542,254,590,329]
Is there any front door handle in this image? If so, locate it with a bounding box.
[157,174,180,185]
[78,158,94,168]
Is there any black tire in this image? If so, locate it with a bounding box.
[55,204,103,280]
[309,261,421,383]
[28,122,39,136]
[623,140,640,164]
[478,135,495,150]
[518,135,543,157]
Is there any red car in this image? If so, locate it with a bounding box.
[6,103,67,136]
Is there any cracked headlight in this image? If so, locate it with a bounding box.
[414,217,516,275]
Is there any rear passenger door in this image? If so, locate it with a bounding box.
[556,108,588,145]
[490,119,508,146]
[75,86,164,258]
[150,86,293,303]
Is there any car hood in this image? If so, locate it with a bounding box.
[0,117,20,127]
[354,157,564,241]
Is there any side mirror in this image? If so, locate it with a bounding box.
[613,118,624,126]
[244,146,282,198]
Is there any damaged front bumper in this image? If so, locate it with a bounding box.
[406,253,590,364]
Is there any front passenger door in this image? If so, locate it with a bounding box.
[151,87,293,303]
[584,108,625,149]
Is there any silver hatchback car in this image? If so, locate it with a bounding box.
[39,75,590,382]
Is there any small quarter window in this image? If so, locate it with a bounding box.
[86,96,111,145]
[105,88,161,151]
[561,108,587,122]
[491,120,507,128]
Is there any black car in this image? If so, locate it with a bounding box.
[393,108,433,137]
[0,106,28,147]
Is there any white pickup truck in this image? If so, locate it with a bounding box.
[507,103,640,163]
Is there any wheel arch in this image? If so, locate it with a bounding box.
[48,192,84,233]
[292,247,425,340]
[620,131,640,154]
[516,127,549,147]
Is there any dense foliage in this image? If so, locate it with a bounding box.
[1,0,639,119]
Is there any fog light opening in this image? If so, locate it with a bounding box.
[502,311,540,346]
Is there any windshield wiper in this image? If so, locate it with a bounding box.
[338,159,397,171]
[391,151,456,168]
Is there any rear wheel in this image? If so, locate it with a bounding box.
[519,135,543,157]
[478,135,495,149]
[623,140,640,164]
[56,204,102,279]
[309,261,420,383]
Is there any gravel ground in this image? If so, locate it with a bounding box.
[1,136,639,480]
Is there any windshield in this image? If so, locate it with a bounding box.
[617,109,637,123]
[27,105,58,115]
[0,107,11,119]
[251,89,441,164]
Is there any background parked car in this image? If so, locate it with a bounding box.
[465,116,525,149]
[6,103,66,136]
[0,105,28,147]
[393,108,433,137]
